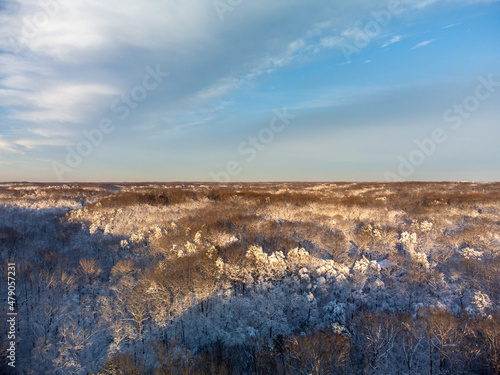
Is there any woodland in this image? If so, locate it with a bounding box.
[0,182,499,374]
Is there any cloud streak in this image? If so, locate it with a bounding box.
[411,39,435,49]
[382,35,403,48]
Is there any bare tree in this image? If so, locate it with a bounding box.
[127,288,149,355]
[286,330,351,375]
[396,312,425,375]
[78,258,102,287]
[152,340,194,375]
[357,311,397,375]
[456,314,482,375]
[423,308,458,375]
[53,319,97,374]
[479,314,500,375]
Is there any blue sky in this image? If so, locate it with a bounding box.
[0,0,499,182]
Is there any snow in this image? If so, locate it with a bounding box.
[2,182,499,374]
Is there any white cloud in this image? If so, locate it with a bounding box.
[320,36,343,48]
[0,136,22,154]
[11,0,215,63]
[14,138,72,149]
[1,83,119,123]
[409,0,498,9]
[341,26,369,41]
[411,39,435,49]
[412,0,440,9]
[382,35,403,48]
[27,127,73,138]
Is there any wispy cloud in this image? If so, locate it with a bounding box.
[13,138,72,150]
[412,0,439,9]
[411,39,435,49]
[0,136,21,154]
[320,36,343,48]
[382,35,403,48]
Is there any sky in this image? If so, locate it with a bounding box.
[0,0,499,182]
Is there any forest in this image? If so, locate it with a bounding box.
[1,181,500,375]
